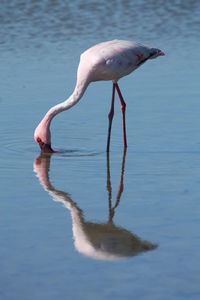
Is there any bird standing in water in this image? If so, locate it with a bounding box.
[34,39,164,153]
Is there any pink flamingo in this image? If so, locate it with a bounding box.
[34,39,164,153]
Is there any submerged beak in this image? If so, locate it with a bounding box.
[39,141,55,154]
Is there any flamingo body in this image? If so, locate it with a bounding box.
[34,39,164,152]
[81,40,158,82]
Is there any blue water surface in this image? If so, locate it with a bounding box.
[1,1,200,299]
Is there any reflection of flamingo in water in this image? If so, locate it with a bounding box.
[33,151,157,261]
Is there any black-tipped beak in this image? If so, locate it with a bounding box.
[39,141,55,153]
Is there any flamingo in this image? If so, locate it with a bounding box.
[34,39,164,153]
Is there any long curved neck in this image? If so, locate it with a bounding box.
[44,79,90,125]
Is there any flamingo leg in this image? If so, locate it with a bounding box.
[115,83,127,149]
[107,83,116,152]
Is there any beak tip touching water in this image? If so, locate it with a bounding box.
[39,142,55,154]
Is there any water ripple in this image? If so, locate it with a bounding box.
[0,128,103,160]
[1,0,200,53]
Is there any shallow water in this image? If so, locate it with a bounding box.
[1,1,200,299]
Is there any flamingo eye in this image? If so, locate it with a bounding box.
[36,137,41,143]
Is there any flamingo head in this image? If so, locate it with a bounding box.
[34,121,55,153]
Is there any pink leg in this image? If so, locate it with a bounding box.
[107,83,116,152]
[115,83,127,149]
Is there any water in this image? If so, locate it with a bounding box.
[1,0,200,299]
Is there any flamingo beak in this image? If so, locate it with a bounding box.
[38,141,55,153]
